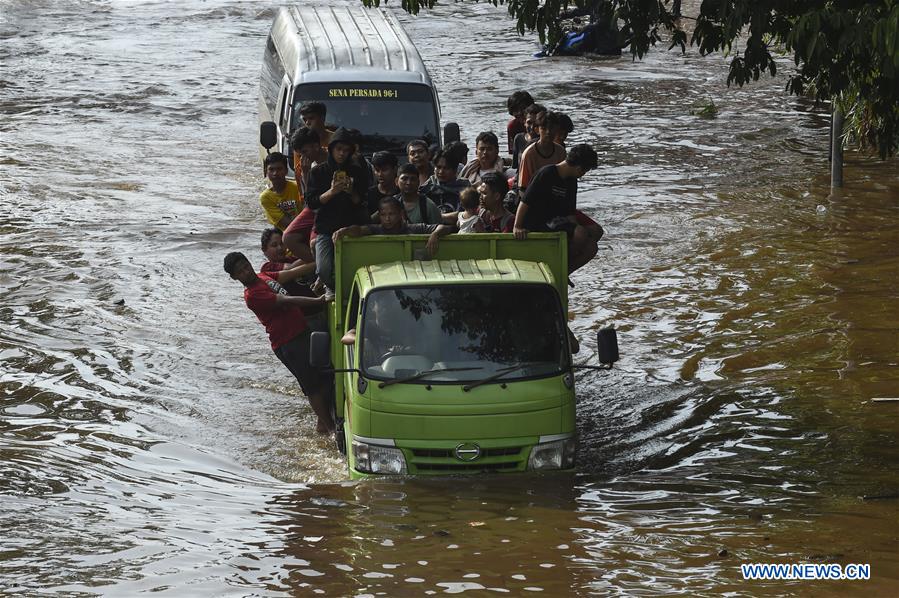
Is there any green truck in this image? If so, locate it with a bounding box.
[310,232,616,478]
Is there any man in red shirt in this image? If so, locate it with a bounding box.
[224,252,333,434]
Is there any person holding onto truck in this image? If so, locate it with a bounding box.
[395,163,442,225]
[298,102,333,149]
[366,151,400,220]
[223,251,334,435]
[259,227,325,325]
[477,172,515,233]
[406,139,434,188]
[332,196,454,257]
[421,149,469,212]
[513,143,602,274]
[517,111,567,191]
[506,90,535,153]
[259,152,301,232]
[460,131,509,186]
[305,127,369,290]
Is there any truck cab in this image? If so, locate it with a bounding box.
[312,233,580,478]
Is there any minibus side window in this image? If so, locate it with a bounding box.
[261,36,285,116]
[277,84,290,130]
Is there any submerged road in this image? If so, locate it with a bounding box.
[1,0,897,594]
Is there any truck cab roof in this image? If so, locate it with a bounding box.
[358,259,558,296]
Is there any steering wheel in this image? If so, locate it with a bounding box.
[379,346,413,362]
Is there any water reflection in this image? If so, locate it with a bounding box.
[267,476,589,595]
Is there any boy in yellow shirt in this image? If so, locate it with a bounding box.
[259,152,301,231]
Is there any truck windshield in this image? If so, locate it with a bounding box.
[292,82,439,152]
[360,285,568,384]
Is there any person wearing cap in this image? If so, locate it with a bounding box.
[305,127,369,290]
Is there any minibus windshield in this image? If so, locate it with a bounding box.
[360,285,568,384]
[292,82,440,150]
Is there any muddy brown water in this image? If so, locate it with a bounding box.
[1,1,897,595]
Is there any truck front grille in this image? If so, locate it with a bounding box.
[406,445,526,474]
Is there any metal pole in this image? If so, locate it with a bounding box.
[831,105,844,188]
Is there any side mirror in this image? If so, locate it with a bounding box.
[443,121,460,145]
[309,331,331,368]
[260,121,278,152]
[597,327,619,367]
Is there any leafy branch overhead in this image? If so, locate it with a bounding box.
[362,0,899,157]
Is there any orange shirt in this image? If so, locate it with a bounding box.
[518,142,567,189]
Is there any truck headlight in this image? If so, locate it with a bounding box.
[527,436,577,470]
[352,439,407,474]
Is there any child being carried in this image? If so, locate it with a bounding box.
[455,187,486,234]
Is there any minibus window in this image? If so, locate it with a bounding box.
[292,82,440,150]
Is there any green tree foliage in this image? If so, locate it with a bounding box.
[362,0,899,157]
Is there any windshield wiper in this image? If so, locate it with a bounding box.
[462,363,542,392]
[378,366,483,388]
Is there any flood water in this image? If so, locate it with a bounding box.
[1,0,897,595]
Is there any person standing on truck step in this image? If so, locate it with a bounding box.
[506,90,535,154]
[460,131,510,186]
[366,151,399,220]
[298,102,333,149]
[394,163,442,225]
[477,172,515,233]
[305,127,369,291]
[259,152,301,232]
[406,139,434,188]
[513,143,603,274]
[223,251,334,435]
[332,196,454,257]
